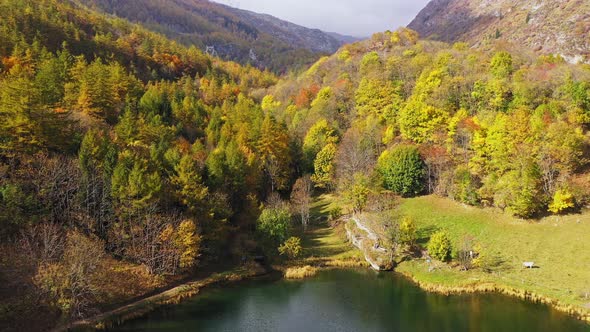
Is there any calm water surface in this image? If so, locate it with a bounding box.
[112,269,590,332]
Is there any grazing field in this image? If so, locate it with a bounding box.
[395,196,590,310]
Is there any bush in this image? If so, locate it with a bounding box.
[278,237,303,259]
[399,216,417,246]
[495,163,545,218]
[0,184,39,237]
[473,245,504,273]
[427,231,452,262]
[377,145,426,197]
[548,189,576,214]
[345,174,370,213]
[452,166,480,205]
[329,207,342,222]
[311,143,337,189]
[366,190,398,212]
[34,231,105,317]
[174,219,201,269]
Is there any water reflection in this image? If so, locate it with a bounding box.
[113,269,590,332]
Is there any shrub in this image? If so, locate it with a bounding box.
[174,219,201,269]
[278,237,303,259]
[548,189,576,214]
[34,231,105,317]
[473,244,504,273]
[427,231,452,262]
[399,216,417,246]
[452,166,480,205]
[311,143,337,189]
[456,235,476,270]
[329,207,342,221]
[345,174,370,213]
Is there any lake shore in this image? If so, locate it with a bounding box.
[395,261,590,324]
[345,214,590,324]
[341,194,590,325]
[51,264,269,332]
[56,193,590,330]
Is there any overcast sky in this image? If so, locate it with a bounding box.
[213,0,431,37]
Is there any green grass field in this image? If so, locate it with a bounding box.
[395,196,590,308]
[295,194,365,265]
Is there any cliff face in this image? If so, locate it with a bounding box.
[408,0,590,62]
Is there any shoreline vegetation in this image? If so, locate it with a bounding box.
[59,194,590,330]
[352,195,590,324]
[53,264,269,332]
[59,194,368,331]
[397,267,590,323]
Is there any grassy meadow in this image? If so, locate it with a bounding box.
[294,194,366,267]
[395,196,590,309]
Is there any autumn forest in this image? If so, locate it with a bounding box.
[1,0,590,330]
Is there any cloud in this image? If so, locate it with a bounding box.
[213,0,430,37]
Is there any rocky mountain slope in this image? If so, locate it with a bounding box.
[408,0,590,63]
[78,0,354,72]
[224,5,343,54]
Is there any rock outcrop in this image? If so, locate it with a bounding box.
[345,217,391,271]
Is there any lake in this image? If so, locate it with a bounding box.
[112,269,590,332]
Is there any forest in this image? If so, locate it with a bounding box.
[77,0,333,73]
[1,0,589,330]
[268,28,590,219]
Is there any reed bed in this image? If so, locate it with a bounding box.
[284,265,319,279]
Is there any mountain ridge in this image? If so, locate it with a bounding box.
[78,0,356,72]
[408,0,590,63]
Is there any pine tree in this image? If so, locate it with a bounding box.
[171,155,208,213]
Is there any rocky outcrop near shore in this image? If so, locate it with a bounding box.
[345,216,391,271]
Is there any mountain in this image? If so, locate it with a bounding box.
[2,0,590,329]
[408,0,590,63]
[223,5,342,53]
[327,31,364,44]
[77,0,349,72]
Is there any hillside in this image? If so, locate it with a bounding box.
[268,27,590,219]
[0,0,280,330]
[2,0,590,330]
[77,0,352,72]
[408,0,590,63]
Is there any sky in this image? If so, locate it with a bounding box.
[213,0,431,37]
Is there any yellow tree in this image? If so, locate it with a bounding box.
[174,219,201,269]
[257,115,292,192]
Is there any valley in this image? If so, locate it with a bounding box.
[1,0,590,331]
